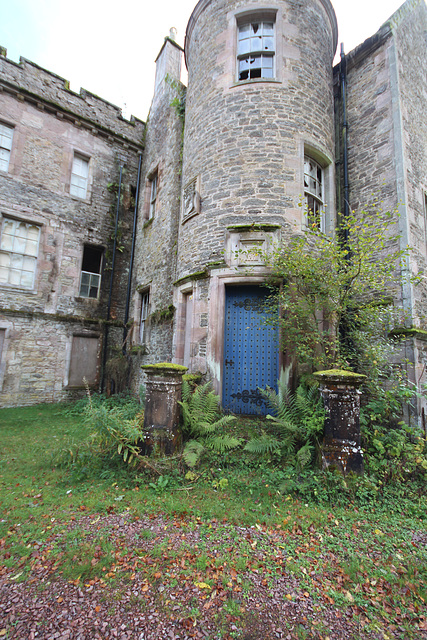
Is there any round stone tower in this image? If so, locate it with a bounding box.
[173,0,338,414]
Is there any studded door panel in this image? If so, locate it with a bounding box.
[223,285,279,415]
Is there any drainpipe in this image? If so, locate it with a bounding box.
[338,44,353,358]
[123,153,143,354]
[340,43,350,245]
[101,162,124,392]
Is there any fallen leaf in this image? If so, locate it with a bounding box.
[195,582,212,590]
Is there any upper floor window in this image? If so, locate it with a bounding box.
[0,217,40,288]
[0,123,13,172]
[237,19,275,81]
[79,245,103,298]
[304,156,324,231]
[70,154,89,199]
[149,173,158,219]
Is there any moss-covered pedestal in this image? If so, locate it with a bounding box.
[141,363,188,456]
[313,370,366,475]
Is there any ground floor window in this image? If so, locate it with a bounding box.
[139,291,150,344]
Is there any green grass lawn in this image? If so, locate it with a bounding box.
[0,402,426,639]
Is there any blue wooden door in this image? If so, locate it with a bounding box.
[222,285,279,415]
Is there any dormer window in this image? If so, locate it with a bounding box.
[237,19,275,81]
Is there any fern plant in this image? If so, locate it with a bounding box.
[244,377,325,469]
[179,381,241,467]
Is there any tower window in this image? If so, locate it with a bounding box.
[0,123,13,172]
[149,173,158,219]
[237,20,275,81]
[139,290,150,344]
[304,156,324,231]
[79,245,103,298]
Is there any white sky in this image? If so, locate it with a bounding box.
[0,0,409,122]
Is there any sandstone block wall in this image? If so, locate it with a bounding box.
[179,0,338,280]
[0,51,144,406]
[130,39,184,393]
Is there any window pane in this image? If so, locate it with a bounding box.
[263,36,274,51]
[11,254,24,270]
[238,39,250,55]
[250,36,263,51]
[9,269,21,285]
[20,269,34,288]
[263,22,274,35]
[0,149,10,171]
[80,282,89,297]
[25,239,39,257]
[0,265,8,282]
[238,24,251,38]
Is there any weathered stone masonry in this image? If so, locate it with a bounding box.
[0,50,144,406]
[0,0,426,418]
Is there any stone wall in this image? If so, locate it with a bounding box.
[130,39,184,393]
[0,50,144,406]
[179,0,337,278]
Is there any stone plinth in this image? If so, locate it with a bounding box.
[141,363,188,455]
[313,370,366,475]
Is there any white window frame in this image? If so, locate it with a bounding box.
[0,123,13,173]
[139,291,150,344]
[0,217,41,289]
[70,153,89,199]
[78,245,103,299]
[236,15,276,82]
[304,156,325,232]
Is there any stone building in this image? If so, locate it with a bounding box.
[1,0,426,421]
[0,51,144,406]
[131,0,426,420]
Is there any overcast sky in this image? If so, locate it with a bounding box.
[0,0,409,122]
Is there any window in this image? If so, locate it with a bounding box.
[70,154,89,199]
[237,19,275,81]
[139,291,150,344]
[149,173,158,219]
[79,245,103,298]
[304,156,324,230]
[0,217,40,288]
[0,123,13,172]
[68,335,99,387]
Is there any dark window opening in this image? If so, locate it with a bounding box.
[79,245,103,298]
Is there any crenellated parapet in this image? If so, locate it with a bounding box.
[0,48,145,149]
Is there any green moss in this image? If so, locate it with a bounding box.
[173,270,208,286]
[206,260,227,269]
[389,327,427,341]
[141,362,188,373]
[313,369,367,381]
[151,304,175,324]
[183,372,203,384]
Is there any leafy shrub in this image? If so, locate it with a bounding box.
[360,384,427,483]
[180,381,241,467]
[56,392,145,473]
[244,378,324,469]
